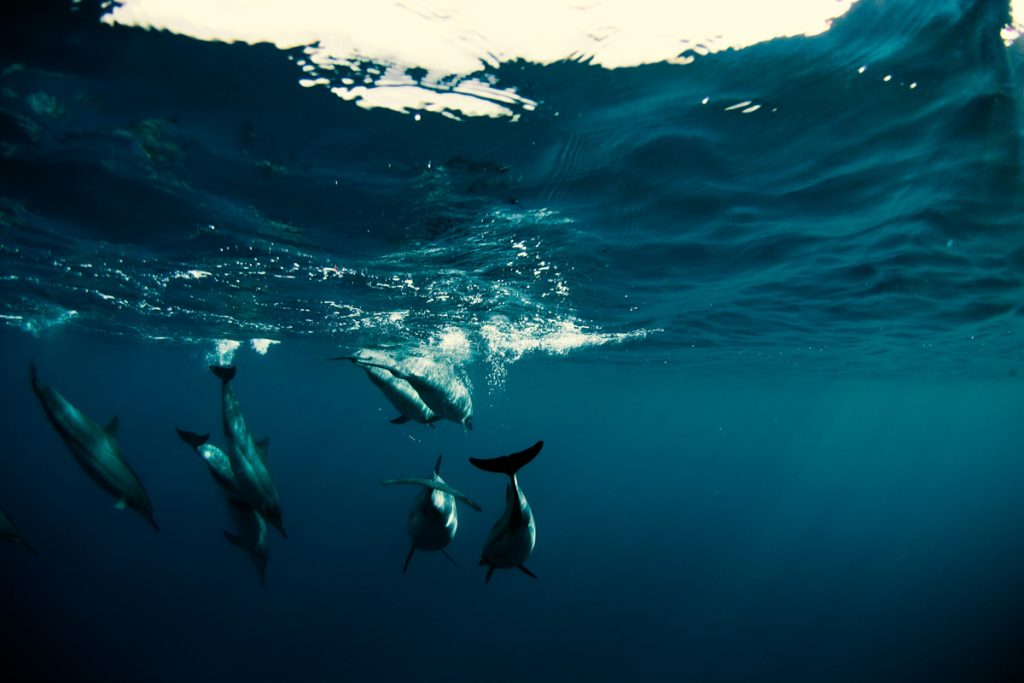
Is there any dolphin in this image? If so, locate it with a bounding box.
[177,429,269,585]
[224,499,269,586]
[382,454,481,573]
[210,365,286,538]
[328,350,437,426]
[469,440,543,582]
[0,505,37,555]
[30,364,159,532]
[346,357,473,430]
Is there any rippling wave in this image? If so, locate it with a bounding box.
[1,0,1022,378]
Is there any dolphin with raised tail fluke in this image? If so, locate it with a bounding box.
[469,440,543,582]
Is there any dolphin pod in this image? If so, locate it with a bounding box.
[177,429,270,585]
[17,357,546,588]
[30,364,159,532]
[470,440,543,583]
[382,454,482,573]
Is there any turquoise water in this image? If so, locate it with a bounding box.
[1,0,1023,681]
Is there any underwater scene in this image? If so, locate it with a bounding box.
[2,0,1024,681]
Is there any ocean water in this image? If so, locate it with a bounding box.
[1,0,1024,681]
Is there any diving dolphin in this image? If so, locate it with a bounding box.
[381,454,481,573]
[348,357,473,430]
[177,429,270,585]
[30,364,159,531]
[0,505,37,555]
[328,350,437,426]
[469,440,543,582]
[210,366,286,538]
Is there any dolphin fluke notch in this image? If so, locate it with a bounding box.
[469,441,543,478]
[176,428,209,449]
[210,365,237,383]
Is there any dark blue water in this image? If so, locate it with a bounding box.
[2,0,1024,681]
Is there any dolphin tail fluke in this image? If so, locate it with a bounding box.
[176,428,210,450]
[469,441,544,478]
[518,564,538,579]
[210,365,237,383]
[441,549,458,567]
[403,546,415,574]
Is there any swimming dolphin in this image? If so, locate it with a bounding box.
[469,440,543,582]
[328,350,437,426]
[381,454,481,573]
[224,499,269,586]
[210,365,286,538]
[177,429,269,585]
[346,357,473,430]
[0,505,37,555]
[30,364,159,532]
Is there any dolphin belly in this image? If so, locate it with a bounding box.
[407,488,457,551]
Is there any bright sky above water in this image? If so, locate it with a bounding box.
[102,0,859,118]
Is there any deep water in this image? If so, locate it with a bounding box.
[2,0,1024,681]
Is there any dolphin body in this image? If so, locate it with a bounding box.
[382,454,481,573]
[210,366,286,538]
[30,364,158,532]
[341,356,474,430]
[469,440,543,582]
[177,429,269,584]
[0,505,37,555]
[329,350,437,426]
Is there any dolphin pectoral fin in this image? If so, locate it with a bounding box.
[441,549,458,567]
[403,546,415,574]
[434,454,443,476]
[325,355,359,363]
[485,565,495,583]
[380,478,483,512]
[19,538,39,556]
[426,415,443,425]
[114,499,127,510]
[390,415,411,425]
[223,530,243,547]
[518,565,538,580]
[228,499,250,511]
[256,437,269,462]
[105,415,120,437]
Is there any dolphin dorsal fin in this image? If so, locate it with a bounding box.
[105,416,120,437]
[256,437,269,463]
